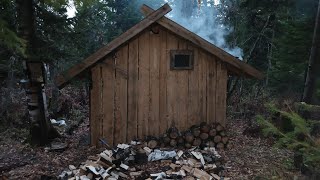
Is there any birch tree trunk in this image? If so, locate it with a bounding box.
[302,0,320,104]
[16,0,51,145]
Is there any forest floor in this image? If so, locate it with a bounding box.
[0,116,302,180]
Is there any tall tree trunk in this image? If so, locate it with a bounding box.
[302,0,320,104]
[16,0,51,145]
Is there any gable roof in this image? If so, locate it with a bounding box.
[55,4,263,89]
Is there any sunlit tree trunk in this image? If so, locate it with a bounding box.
[302,0,320,104]
[16,0,51,145]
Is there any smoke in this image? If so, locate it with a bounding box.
[136,0,243,59]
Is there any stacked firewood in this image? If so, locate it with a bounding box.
[147,122,230,150]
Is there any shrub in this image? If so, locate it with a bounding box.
[256,104,320,171]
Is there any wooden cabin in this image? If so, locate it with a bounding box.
[55,4,263,146]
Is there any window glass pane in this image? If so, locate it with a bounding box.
[174,54,190,68]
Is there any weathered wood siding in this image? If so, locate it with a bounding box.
[90,25,228,146]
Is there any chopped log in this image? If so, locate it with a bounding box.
[207,141,215,147]
[200,122,210,133]
[216,143,224,150]
[135,149,147,164]
[191,126,201,137]
[170,139,177,147]
[221,136,229,144]
[208,129,217,137]
[184,131,194,143]
[177,136,185,144]
[213,135,222,143]
[226,143,232,149]
[192,138,202,147]
[200,133,209,140]
[216,124,224,132]
[147,139,158,149]
[168,127,179,139]
[185,143,192,149]
[163,134,171,144]
[219,130,226,137]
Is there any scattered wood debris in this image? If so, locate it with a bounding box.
[58,143,228,179]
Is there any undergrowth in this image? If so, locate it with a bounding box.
[256,103,320,172]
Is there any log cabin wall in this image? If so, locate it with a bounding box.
[90,25,228,146]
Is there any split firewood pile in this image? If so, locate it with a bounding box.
[59,122,231,180]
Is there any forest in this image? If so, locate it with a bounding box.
[0,0,320,179]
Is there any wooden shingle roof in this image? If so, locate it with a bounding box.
[55,3,263,89]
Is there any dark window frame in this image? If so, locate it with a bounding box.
[170,50,194,70]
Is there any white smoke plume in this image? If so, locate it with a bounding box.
[136,0,243,59]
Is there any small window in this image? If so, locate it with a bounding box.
[170,50,194,70]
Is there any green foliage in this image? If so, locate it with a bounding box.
[224,0,317,96]
[257,104,320,169]
[0,19,26,56]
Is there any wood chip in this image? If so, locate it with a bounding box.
[204,164,217,170]
[170,163,180,170]
[191,151,205,165]
[193,168,212,180]
[101,172,110,179]
[118,172,128,178]
[161,159,172,164]
[177,150,184,158]
[129,171,143,176]
[143,147,152,154]
[117,144,130,149]
[180,169,186,177]
[187,158,198,166]
[210,173,220,180]
[120,163,129,170]
[86,166,99,175]
[79,175,90,180]
[69,165,76,171]
[99,153,113,163]
[181,165,193,173]
[110,171,119,179]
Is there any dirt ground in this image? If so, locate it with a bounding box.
[0,117,300,180]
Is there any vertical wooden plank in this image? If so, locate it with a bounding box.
[90,65,102,146]
[102,57,115,146]
[138,30,150,138]
[159,28,168,134]
[216,61,227,126]
[198,49,207,123]
[187,44,200,127]
[127,38,139,142]
[114,45,128,144]
[177,38,189,130]
[206,53,216,124]
[166,32,178,129]
[149,26,160,136]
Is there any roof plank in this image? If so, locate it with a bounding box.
[54,3,172,88]
[140,5,264,79]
